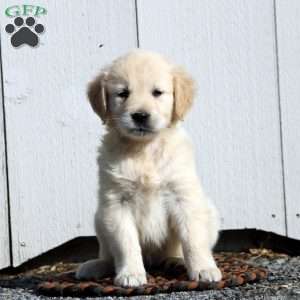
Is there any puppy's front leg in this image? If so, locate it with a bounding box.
[170,183,222,282]
[182,216,222,282]
[102,203,147,287]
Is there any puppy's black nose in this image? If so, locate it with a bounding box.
[131,111,150,125]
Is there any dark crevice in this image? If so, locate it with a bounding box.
[273,0,288,235]
[134,0,140,48]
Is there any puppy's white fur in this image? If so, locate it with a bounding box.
[76,50,222,287]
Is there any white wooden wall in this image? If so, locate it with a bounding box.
[0,55,10,269]
[0,0,137,266]
[137,0,285,235]
[0,0,299,267]
[275,0,300,240]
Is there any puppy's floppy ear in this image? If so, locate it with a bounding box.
[87,72,108,124]
[172,67,195,123]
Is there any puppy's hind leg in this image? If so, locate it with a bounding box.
[157,233,186,274]
[76,259,114,280]
[76,233,114,280]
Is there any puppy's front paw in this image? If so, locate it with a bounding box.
[114,270,147,287]
[188,266,222,282]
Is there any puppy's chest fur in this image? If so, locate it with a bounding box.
[104,140,175,247]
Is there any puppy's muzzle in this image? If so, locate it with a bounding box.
[131,111,150,127]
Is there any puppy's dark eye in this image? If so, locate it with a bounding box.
[152,89,163,97]
[118,89,130,99]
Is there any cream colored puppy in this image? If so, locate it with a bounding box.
[76,50,222,287]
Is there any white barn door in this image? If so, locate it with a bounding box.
[0,61,10,269]
[0,0,137,266]
[2,0,300,268]
[137,0,286,234]
[276,0,300,240]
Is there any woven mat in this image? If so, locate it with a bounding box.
[0,253,268,297]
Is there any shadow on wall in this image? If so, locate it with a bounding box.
[1,229,300,275]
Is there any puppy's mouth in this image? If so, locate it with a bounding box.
[128,127,155,136]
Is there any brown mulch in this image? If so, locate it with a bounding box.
[0,251,271,297]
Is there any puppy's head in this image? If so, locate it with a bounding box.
[88,50,195,141]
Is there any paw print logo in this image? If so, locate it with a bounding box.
[5,17,45,48]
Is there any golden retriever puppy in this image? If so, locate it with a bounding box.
[76,49,222,287]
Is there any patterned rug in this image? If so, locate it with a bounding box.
[0,253,268,297]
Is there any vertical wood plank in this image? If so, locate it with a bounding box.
[0,0,137,265]
[275,0,300,239]
[0,44,10,269]
[137,0,285,234]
